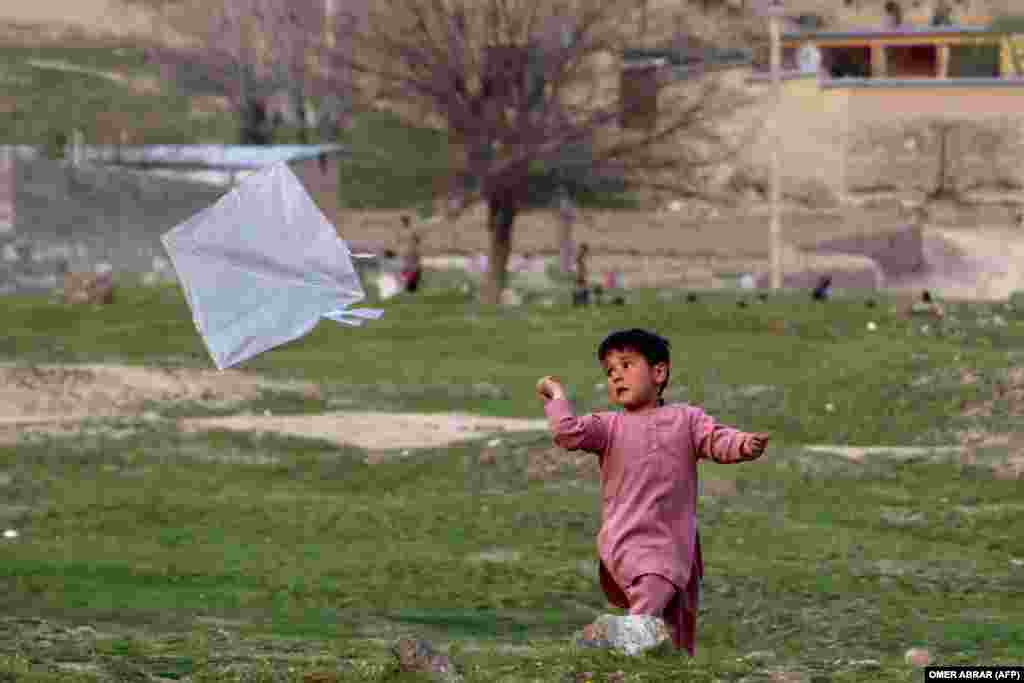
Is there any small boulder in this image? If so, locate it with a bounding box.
[393,637,464,682]
[572,614,672,657]
[62,272,114,305]
[904,648,932,667]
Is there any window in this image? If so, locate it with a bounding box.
[886,45,938,77]
[822,47,871,78]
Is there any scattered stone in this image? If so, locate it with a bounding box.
[701,478,738,497]
[572,614,672,657]
[62,271,114,305]
[392,637,464,683]
[904,648,931,667]
[741,650,777,662]
[467,548,522,563]
[847,659,881,668]
[500,289,523,306]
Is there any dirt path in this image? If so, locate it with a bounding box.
[887,226,1024,301]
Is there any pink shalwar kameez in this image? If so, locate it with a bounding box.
[544,398,763,657]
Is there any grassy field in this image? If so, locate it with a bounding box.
[1,36,1023,683]
[1,277,1023,682]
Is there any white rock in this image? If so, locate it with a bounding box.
[904,648,931,667]
[867,321,877,331]
[486,438,503,448]
[3,529,18,539]
[263,409,273,417]
[95,262,112,275]
[825,403,836,413]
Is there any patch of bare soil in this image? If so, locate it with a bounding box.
[0,364,316,423]
[959,367,1024,419]
[891,227,1024,302]
[182,412,549,457]
[956,429,1024,481]
[0,364,549,455]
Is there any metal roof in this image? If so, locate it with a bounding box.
[72,144,348,170]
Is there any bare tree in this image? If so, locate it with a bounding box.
[147,0,361,144]
[333,0,747,303]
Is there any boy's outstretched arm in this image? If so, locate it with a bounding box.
[689,406,769,464]
[537,375,609,454]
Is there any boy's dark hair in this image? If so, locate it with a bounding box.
[598,329,671,404]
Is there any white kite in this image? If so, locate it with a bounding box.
[161,161,382,370]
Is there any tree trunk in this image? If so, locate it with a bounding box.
[481,199,517,304]
[930,123,956,200]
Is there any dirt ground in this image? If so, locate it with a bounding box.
[0,364,550,458]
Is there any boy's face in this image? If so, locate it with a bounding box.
[601,348,668,412]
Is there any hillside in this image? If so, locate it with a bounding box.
[5,0,1020,51]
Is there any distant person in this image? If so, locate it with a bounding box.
[573,242,590,306]
[400,232,422,294]
[558,188,577,276]
[911,289,945,318]
[812,275,832,301]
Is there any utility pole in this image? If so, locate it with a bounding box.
[762,0,785,290]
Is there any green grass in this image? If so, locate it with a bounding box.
[0,47,238,145]
[1,281,1024,682]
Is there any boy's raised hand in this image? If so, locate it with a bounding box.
[536,375,566,402]
[743,432,770,458]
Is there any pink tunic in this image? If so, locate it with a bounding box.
[543,398,762,655]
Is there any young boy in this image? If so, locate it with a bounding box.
[536,329,769,657]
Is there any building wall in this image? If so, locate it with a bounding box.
[735,75,1024,199]
[733,75,851,198]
